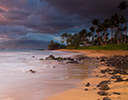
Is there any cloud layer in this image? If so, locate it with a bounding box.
[0,0,127,48]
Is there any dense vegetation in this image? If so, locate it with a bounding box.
[48,1,128,50]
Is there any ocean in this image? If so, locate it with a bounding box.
[0,50,94,100]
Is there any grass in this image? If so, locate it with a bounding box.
[78,44,128,50]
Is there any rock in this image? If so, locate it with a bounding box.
[66,60,78,64]
[105,68,112,72]
[97,90,108,96]
[111,75,117,79]
[113,92,121,95]
[84,88,88,91]
[100,83,110,90]
[125,79,128,81]
[115,76,123,82]
[106,55,128,70]
[96,75,99,77]
[103,97,111,100]
[29,69,36,73]
[101,70,106,74]
[97,81,109,87]
[85,82,90,87]
[99,75,106,78]
[45,55,55,60]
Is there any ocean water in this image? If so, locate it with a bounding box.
[0,50,93,100]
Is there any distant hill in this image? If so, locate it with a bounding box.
[0,40,49,49]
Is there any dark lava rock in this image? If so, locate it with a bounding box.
[97,81,109,87]
[101,70,106,74]
[45,55,55,60]
[29,69,36,73]
[111,75,118,79]
[100,83,110,90]
[84,88,88,91]
[76,56,90,61]
[103,97,111,100]
[113,92,121,95]
[115,77,123,82]
[97,90,108,96]
[106,55,128,70]
[85,82,90,87]
[66,60,78,64]
[105,68,112,72]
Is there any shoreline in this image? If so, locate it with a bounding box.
[45,49,128,100]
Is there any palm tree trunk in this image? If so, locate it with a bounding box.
[97,32,104,45]
[122,10,127,44]
[111,27,114,44]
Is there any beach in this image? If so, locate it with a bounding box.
[0,50,94,100]
[45,49,128,100]
[0,49,128,100]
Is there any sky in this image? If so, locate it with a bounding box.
[0,0,127,49]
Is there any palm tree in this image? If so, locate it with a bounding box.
[61,33,72,46]
[92,18,100,28]
[89,26,95,45]
[87,32,92,46]
[100,19,110,45]
[79,29,88,46]
[110,15,115,44]
[113,13,120,44]
[118,1,128,44]
[118,1,128,16]
[96,27,104,45]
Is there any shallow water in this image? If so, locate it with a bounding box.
[0,50,95,100]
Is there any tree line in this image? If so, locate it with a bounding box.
[48,1,128,49]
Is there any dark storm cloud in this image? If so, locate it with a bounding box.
[0,0,127,45]
[44,0,124,19]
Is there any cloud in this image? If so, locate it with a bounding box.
[0,0,127,49]
[20,33,61,43]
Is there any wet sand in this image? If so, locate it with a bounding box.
[45,49,128,100]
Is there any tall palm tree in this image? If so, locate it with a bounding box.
[100,19,110,45]
[79,29,88,46]
[113,13,120,44]
[110,15,115,44]
[118,1,128,44]
[61,33,72,46]
[96,27,104,45]
[89,26,95,45]
[87,32,92,46]
[92,18,100,29]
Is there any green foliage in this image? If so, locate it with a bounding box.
[48,42,66,50]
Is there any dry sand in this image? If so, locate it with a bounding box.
[45,49,128,100]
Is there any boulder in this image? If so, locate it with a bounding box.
[97,90,108,96]
[97,81,109,87]
[115,76,123,82]
[45,55,55,60]
[100,83,110,90]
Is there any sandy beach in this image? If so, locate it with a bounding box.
[45,49,128,100]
